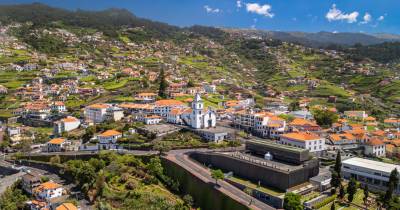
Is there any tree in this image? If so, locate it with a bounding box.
[50,155,61,165]
[363,185,369,205]
[339,185,345,199]
[289,101,300,111]
[182,194,194,207]
[313,109,338,128]
[283,192,303,210]
[153,141,172,156]
[158,68,168,98]
[347,178,357,202]
[210,169,224,185]
[147,157,163,177]
[384,169,399,205]
[82,126,95,144]
[331,151,342,190]
[244,187,253,205]
[330,201,335,210]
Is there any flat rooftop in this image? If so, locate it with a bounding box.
[247,139,307,153]
[343,157,400,174]
[218,151,303,172]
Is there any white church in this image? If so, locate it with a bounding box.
[167,93,217,129]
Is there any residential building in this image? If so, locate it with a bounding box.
[344,110,368,120]
[135,92,157,103]
[21,172,41,194]
[279,132,325,154]
[53,116,80,136]
[45,138,68,152]
[56,203,78,210]
[33,181,63,200]
[364,138,386,157]
[289,118,321,132]
[342,157,400,194]
[51,101,66,112]
[84,104,110,123]
[327,133,357,150]
[105,106,124,122]
[154,99,186,117]
[97,130,122,150]
[136,114,162,125]
[289,110,313,120]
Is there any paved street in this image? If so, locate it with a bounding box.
[165,149,276,210]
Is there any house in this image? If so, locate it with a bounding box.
[51,101,66,112]
[203,84,216,93]
[344,111,368,120]
[45,138,68,152]
[118,103,154,114]
[384,118,400,127]
[327,133,357,150]
[136,114,162,125]
[33,181,63,200]
[84,104,111,123]
[289,110,313,120]
[154,99,186,117]
[289,118,321,132]
[97,130,122,150]
[135,92,157,103]
[279,132,325,154]
[105,106,124,122]
[364,138,386,157]
[28,200,49,210]
[56,203,78,210]
[21,172,41,194]
[167,107,192,125]
[53,116,80,136]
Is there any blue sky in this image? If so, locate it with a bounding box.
[1,0,399,34]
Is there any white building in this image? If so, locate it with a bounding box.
[342,157,400,194]
[45,138,68,152]
[97,130,122,150]
[190,93,217,129]
[51,101,66,112]
[364,138,386,157]
[279,132,325,154]
[53,116,80,136]
[105,106,124,122]
[203,84,216,93]
[154,99,186,117]
[84,104,110,123]
[33,181,63,200]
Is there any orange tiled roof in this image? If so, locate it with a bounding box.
[155,99,184,106]
[372,130,385,137]
[366,138,384,146]
[365,116,376,121]
[48,138,65,145]
[329,133,355,141]
[119,103,154,110]
[54,101,65,106]
[384,118,400,124]
[56,203,78,210]
[281,132,321,141]
[36,181,62,191]
[87,103,109,109]
[99,130,122,137]
[137,92,157,97]
[62,116,79,123]
[290,118,318,127]
[145,115,161,119]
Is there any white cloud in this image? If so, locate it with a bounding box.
[333,30,339,34]
[325,4,359,23]
[378,15,385,21]
[360,12,372,24]
[236,1,242,8]
[204,5,221,14]
[246,3,274,18]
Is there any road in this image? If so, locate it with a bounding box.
[165,149,275,210]
[26,149,159,157]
